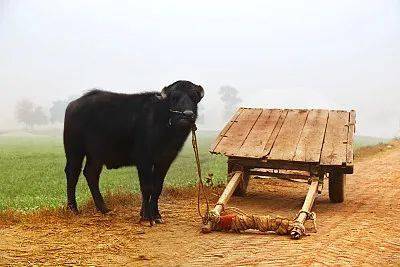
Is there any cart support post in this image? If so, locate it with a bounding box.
[202,172,242,233]
[290,178,320,239]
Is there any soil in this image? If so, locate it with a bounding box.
[1,142,400,266]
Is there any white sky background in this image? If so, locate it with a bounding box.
[0,0,399,137]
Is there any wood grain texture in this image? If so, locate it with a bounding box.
[346,110,356,164]
[292,109,329,163]
[236,109,282,158]
[215,108,263,156]
[262,110,289,157]
[268,109,309,161]
[211,108,355,168]
[320,110,350,166]
[209,108,244,153]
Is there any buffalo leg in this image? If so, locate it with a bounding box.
[83,159,108,214]
[137,161,155,225]
[150,175,165,224]
[151,158,173,224]
[65,153,84,213]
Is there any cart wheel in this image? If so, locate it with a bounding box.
[329,171,346,203]
[227,162,250,196]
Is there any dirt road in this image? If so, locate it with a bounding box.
[1,143,400,266]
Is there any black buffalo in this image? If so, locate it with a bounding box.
[63,80,204,224]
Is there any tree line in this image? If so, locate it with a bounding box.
[14,86,242,129]
[15,98,73,129]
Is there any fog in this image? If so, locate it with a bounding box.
[1,0,399,137]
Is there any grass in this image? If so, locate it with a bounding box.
[0,132,226,212]
[0,132,390,212]
[354,135,389,148]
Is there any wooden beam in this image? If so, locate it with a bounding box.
[229,157,317,172]
[228,157,353,174]
[346,110,356,165]
[291,178,319,239]
[202,172,243,233]
[251,171,311,181]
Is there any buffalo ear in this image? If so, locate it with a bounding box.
[195,86,204,100]
[155,93,164,100]
[160,87,169,99]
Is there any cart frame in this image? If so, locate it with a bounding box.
[202,108,356,239]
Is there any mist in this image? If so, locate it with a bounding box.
[1,0,399,137]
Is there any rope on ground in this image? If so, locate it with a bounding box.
[232,215,295,235]
[206,205,317,236]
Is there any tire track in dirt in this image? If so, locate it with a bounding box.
[1,143,400,265]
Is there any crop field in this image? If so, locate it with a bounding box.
[0,132,387,212]
[0,132,227,212]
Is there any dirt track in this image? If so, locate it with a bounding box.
[1,143,400,266]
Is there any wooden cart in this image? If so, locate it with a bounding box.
[203,108,356,239]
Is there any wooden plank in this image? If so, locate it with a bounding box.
[236,109,283,158]
[210,108,244,153]
[268,109,309,161]
[250,170,311,180]
[292,109,329,163]
[215,108,263,156]
[320,110,349,166]
[346,110,356,164]
[262,110,289,156]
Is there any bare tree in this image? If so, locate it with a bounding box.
[219,85,242,121]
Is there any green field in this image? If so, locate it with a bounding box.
[0,132,226,212]
[0,132,388,212]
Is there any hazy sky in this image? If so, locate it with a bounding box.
[1,0,399,137]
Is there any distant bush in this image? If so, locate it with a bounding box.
[15,99,48,129]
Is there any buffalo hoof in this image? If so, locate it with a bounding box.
[104,210,116,216]
[97,206,111,214]
[139,218,155,227]
[154,218,165,224]
[67,204,80,215]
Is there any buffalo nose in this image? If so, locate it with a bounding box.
[183,110,194,118]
